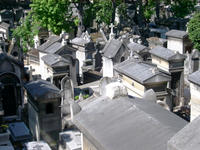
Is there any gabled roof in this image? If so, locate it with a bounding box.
[127,42,147,53]
[74,96,187,150]
[25,79,60,101]
[71,31,91,46]
[102,39,123,59]
[40,40,77,54]
[168,116,200,150]
[166,30,188,39]
[150,46,186,61]
[44,42,63,54]
[114,58,171,84]
[41,54,71,67]
[37,35,62,52]
[188,70,200,86]
[71,37,90,46]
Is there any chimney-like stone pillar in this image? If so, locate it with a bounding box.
[166,30,188,54]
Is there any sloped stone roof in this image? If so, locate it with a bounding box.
[150,46,186,61]
[102,39,123,59]
[114,58,171,84]
[166,30,188,39]
[188,70,200,86]
[41,54,71,67]
[74,96,187,150]
[25,79,61,101]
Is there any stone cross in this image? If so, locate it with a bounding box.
[109,23,115,40]
[29,66,35,81]
[110,23,114,35]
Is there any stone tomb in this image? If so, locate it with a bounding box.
[101,39,129,77]
[25,80,61,142]
[150,46,186,107]
[188,70,200,121]
[166,30,192,54]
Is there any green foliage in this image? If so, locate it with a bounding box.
[93,0,113,25]
[12,13,39,53]
[93,0,125,25]
[74,94,90,100]
[171,0,197,18]
[74,95,79,100]
[30,0,74,35]
[117,2,127,21]
[83,3,95,28]
[0,125,8,133]
[136,0,197,22]
[83,94,90,99]
[143,0,156,21]
[74,17,80,27]
[188,12,200,51]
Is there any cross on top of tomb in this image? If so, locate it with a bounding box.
[109,23,115,40]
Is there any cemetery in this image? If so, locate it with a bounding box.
[0,0,200,150]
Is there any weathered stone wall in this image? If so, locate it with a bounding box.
[28,102,40,140]
[102,57,113,77]
[122,75,145,98]
[152,55,169,72]
[167,37,184,54]
[83,135,98,150]
[39,100,61,132]
[190,83,200,121]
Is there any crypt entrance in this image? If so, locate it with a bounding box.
[0,73,22,117]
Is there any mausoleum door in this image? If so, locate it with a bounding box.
[2,84,17,116]
[0,73,22,116]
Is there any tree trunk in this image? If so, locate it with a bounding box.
[155,0,160,20]
[137,0,145,27]
[111,0,116,24]
[76,3,85,37]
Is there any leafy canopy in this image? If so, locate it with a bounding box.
[188,12,200,51]
[171,0,197,18]
[143,0,157,21]
[93,0,125,25]
[12,12,39,52]
[30,0,74,35]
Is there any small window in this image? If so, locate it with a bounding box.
[46,103,54,114]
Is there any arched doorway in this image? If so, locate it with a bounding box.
[0,73,22,116]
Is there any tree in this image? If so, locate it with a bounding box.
[31,0,96,37]
[170,0,197,18]
[93,0,125,25]
[188,12,200,51]
[30,0,74,35]
[135,0,197,23]
[143,0,157,22]
[71,0,94,37]
[93,0,113,25]
[12,13,39,52]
